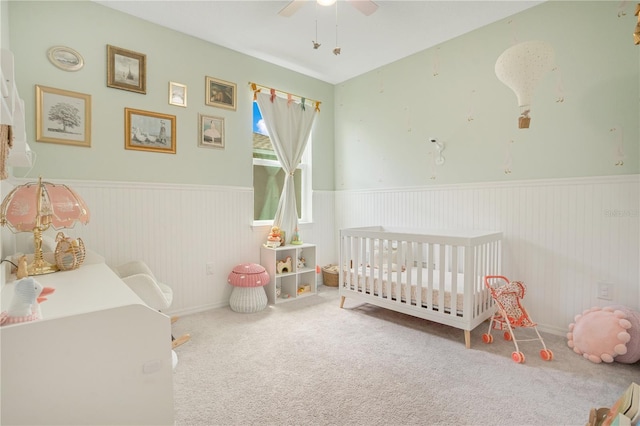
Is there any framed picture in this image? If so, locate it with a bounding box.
[107,45,146,94]
[205,76,236,111]
[47,46,84,72]
[199,114,225,149]
[125,108,176,154]
[36,85,91,147]
[169,81,187,107]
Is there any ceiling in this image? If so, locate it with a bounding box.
[95,0,543,85]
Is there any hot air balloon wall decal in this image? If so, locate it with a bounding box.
[495,41,555,129]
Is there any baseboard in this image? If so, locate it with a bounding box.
[169,301,230,317]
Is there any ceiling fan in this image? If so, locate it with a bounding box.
[278,0,379,17]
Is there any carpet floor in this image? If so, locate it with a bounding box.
[172,286,639,426]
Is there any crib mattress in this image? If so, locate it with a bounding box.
[344,266,466,312]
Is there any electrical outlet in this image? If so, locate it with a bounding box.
[597,281,613,300]
[206,262,215,275]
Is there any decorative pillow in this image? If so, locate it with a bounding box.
[567,305,640,364]
[613,306,640,364]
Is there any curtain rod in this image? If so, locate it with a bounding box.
[248,82,321,107]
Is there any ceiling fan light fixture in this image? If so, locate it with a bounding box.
[317,0,337,6]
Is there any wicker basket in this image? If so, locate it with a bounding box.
[322,264,339,287]
[54,232,86,271]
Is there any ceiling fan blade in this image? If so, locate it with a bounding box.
[278,0,306,17]
[347,0,379,16]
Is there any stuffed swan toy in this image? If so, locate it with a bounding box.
[0,277,55,325]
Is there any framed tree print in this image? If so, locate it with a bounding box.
[36,85,91,147]
[107,45,146,94]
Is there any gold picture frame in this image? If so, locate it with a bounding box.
[205,76,236,111]
[169,81,187,107]
[198,114,225,149]
[36,85,91,147]
[125,108,176,154]
[107,45,146,94]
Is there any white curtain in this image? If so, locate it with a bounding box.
[256,91,318,243]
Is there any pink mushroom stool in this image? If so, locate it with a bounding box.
[227,263,270,313]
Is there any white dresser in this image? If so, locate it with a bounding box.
[0,255,174,425]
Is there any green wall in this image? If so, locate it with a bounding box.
[334,1,639,190]
[7,1,639,192]
[7,0,335,189]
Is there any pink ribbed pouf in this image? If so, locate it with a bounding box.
[227,263,270,313]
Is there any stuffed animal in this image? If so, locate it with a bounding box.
[0,277,55,326]
[277,256,292,274]
[567,305,640,364]
[265,226,283,248]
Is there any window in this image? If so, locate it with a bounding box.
[252,101,311,223]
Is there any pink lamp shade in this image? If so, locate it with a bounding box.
[1,179,90,232]
[227,263,270,288]
[1,177,90,276]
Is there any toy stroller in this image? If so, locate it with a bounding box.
[482,275,553,363]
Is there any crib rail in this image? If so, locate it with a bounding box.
[339,227,502,335]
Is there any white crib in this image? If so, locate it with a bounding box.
[339,227,502,348]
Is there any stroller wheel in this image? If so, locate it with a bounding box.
[511,351,525,363]
[540,349,554,361]
[503,332,512,341]
[482,333,493,344]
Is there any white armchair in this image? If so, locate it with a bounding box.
[114,260,190,349]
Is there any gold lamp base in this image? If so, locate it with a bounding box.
[27,227,59,276]
[28,258,59,276]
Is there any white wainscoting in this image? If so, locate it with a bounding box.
[4,180,338,316]
[3,176,636,335]
[53,181,256,315]
[334,175,639,335]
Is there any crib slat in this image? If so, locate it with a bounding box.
[389,240,402,305]
[347,236,352,289]
[474,244,483,317]
[415,242,423,307]
[355,237,360,289]
[437,244,446,312]
[366,237,374,298]
[450,245,458,315]
[376,238,385,301]
[427,242,434,310]
[463,242,475,320]
[362,237,367,294]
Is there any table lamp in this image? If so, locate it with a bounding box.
[0,177,90,275]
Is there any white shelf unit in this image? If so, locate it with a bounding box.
[1,48,32,167]
[261,243,317,304]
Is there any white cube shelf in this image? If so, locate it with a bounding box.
[260,243,317,304]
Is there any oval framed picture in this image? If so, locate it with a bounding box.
[47,46,84,72]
